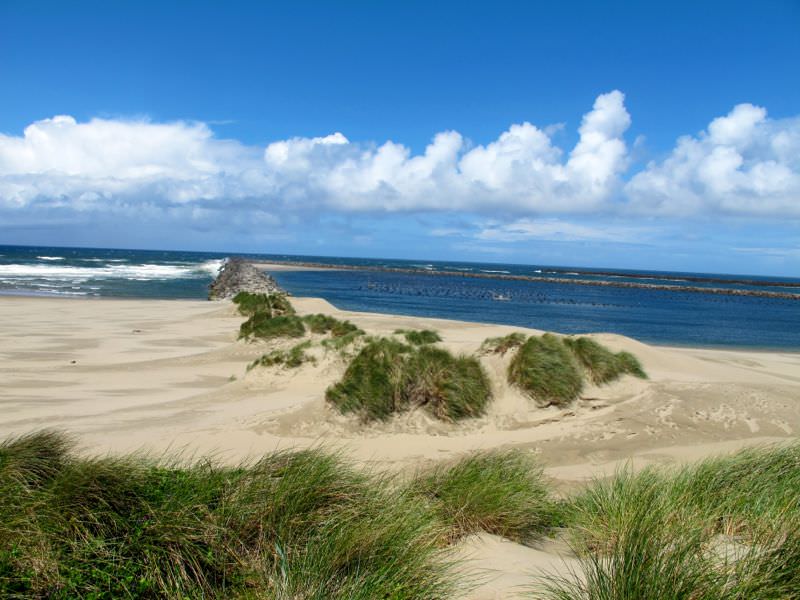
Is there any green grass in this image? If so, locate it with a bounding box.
[321,329,365,353]
[232,291,295,317]
[248,340,315,370]
[409,450,557,543]
[238,313,306,341]
[325,337,412,421]
[394,329,443,345]
[507,334,584,406]
[3,431,798,599]
[404,346,492,421]
[326,338,492,422]
[0,431,458,599]
[540,443,800,599]
[479,332,527,355]
[302,314,363,338]
[563,337,647,384]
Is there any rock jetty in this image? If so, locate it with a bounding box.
[208,258,284,300]
[251,260,800,301]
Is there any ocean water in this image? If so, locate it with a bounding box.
[1,245,799,350]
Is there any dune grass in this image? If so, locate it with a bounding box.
[326,337,492,422]
[321,329,365,353]
[302,314,363,338]
[506,334,646,406]
[540,443,800,599]
[248,340,316,370]
[563,336,646,384]
[409,450,558,543]
[394,329,443,345]
[325,338,412,421]
[404,345,492,421]
[3,431,797,599]
[0,431,458,599]
[508,334,584,406]
[238,313,306,340]
[479,332,527,355]
[232,291,295,318]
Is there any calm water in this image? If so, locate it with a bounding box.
[1,245,799,350]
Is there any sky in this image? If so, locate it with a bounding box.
[1,0,799,276]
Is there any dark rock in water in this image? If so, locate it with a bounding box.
[208,257,284,300]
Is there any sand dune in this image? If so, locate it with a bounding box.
[1,295,798,598]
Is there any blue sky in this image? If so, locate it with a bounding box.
[1,0,799,275]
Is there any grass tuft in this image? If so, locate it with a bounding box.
[410,450,557,543]
[325,337,412,421]
[508,334,584,406]
[563,336,647,384]
[321,329,365,353]
[326,337,492,422]
[395,329,443,345]
[404,346,492,421]
[248,340,316,370]
[232,291,294,317]
[303,314,363,338]
[238,313,306,340]
[479,332,527,355]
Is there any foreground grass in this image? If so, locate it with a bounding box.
[410,450,558,543]
[326,337,491,422]
[0,431,457,599]
[539,443,800,599]
[2,432,797,599]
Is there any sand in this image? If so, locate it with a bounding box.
[1,294,798,597]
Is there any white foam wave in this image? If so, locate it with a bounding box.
[0,260,223,282]
[480,269,511,274]
[37,256,64,261]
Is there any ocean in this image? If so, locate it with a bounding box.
[1,244,799,350]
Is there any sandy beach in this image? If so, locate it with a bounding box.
[2,294,798,597]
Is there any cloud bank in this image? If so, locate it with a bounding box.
[1,91,799,222]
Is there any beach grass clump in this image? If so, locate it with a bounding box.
[410,450,557,543]
[395,329,443,345]
[325,338,412,421]
[326,337,492,422]
[508,334,584,406]
[302,313,363,338]
[238,313,306,340]
[321,329,365,353]
[0,431,457,599]
[232,291,295,318]
[543,443,800,599]
[479,332,527,355]
[404,345,492,421]
[248,340,315,370]
[563,336,647,384]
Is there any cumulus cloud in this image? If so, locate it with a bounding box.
[626,103,800,216]
[0,91,631,216]
[1,92,798,227]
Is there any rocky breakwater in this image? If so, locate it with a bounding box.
[208,257,285,300]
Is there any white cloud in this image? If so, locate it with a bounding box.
[1,92,799,228]
[0,91,631,216]
[626,103,800,216]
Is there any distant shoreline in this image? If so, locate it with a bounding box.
[251,260,800,301]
